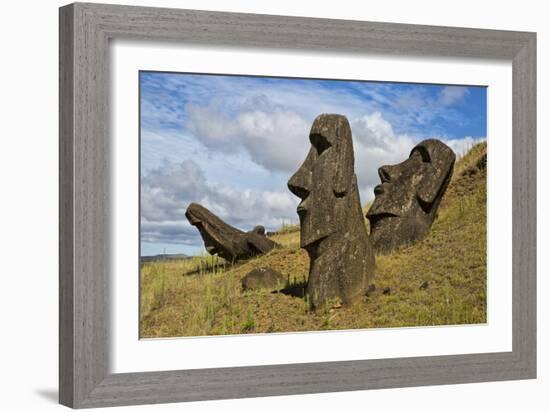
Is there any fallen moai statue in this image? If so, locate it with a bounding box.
[185,203,277,262]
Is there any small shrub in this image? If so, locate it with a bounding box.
[241,306,255,332]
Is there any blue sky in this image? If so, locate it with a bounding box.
[140,71,486,257]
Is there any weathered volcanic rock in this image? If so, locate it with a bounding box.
[185,203,277,262]
[366,139,456,254]
[288,114,375,309]
[241,267,286,291]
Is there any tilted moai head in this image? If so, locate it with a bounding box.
[366,139,456,253]
[185,203,277,262]
[288,114,375,309]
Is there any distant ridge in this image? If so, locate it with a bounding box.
[140,253,190,263]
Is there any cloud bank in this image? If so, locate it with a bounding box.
[141,159,297,247]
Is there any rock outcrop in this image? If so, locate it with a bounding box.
[241,267,286,291]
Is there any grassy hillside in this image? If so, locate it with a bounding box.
[140,143,487,338]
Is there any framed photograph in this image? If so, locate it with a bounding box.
[59,2,536,408]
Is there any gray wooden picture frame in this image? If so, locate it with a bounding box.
[59,2,536,409]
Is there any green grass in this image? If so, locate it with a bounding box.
[140,142,487,338]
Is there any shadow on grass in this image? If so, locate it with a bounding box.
[181,262,235,277]
[279,279,308,298]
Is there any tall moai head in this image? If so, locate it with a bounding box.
[288,114,374,308]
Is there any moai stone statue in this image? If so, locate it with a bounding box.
[366,139,456,253]
[185,203,277,262]
[288,114,375,309]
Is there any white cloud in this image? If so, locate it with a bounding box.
[439,86,470,106]
[186,101,311,173]
[443,136,486,158]
[352,111,397,147]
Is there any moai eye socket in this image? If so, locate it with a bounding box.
[310,133,331,155]
[411,145,431,163]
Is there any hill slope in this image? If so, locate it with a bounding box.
[140,143,487,337]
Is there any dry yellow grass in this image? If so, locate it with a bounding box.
[140,142,487,338]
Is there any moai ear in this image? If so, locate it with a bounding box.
[417,147,456,207]
[332,124,354,197]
